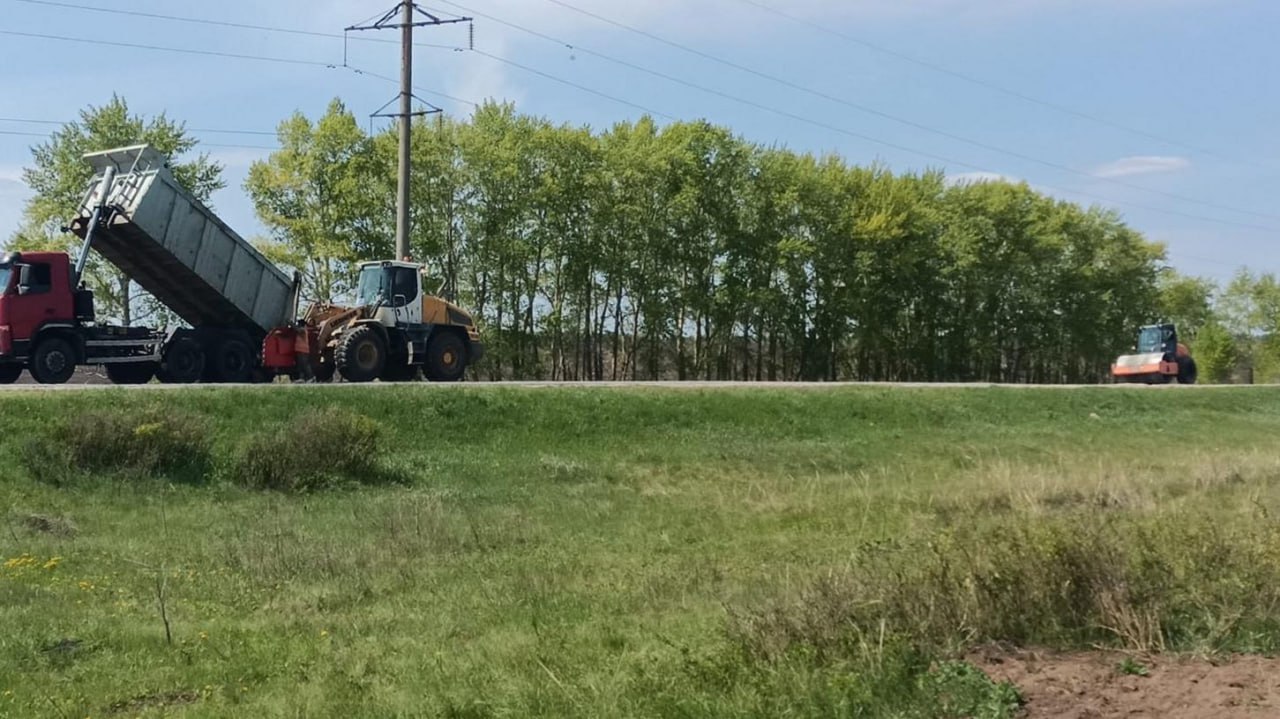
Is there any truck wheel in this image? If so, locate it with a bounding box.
[206,338,255,384]
[1177,357,1198,385]
[106,363,158,385]
[336,326,385,383]
[0,364,22,384]
[158,337,205,384]
[423,331,467,382]
[29,337,76,385]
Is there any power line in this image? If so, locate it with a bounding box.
[536,0,1280,224]
[0,29,474,111]
[5,13,1276,237]
[728,0,1266,172]
[433,4,1279,234]
[0,126,275,150]
[0,29,335,66]
[0,116,277,137]
[471,50,674,120]
[342,66,479,109]
[10,0,461,51]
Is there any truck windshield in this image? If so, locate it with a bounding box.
[356,265,386,307]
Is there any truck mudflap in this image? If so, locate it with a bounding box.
[468,339,486,364]
[0,324,10,356]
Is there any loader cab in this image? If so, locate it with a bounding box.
[1137,324,1177,356]
[356,260,423,327]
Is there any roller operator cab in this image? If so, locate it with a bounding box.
[336,260,484,383]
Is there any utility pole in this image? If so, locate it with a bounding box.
[347,3,471,263]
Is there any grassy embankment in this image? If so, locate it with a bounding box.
[3,386,1280,718]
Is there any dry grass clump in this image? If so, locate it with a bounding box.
[733,513,1280,665]
[21,408,211,484]
[232,407,393,492]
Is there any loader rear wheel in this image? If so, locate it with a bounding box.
[423,331,467,382]
[106,362,157,385]
[158,338,205,384]
[206,338,255,384]
[0,363,23,384]
[1177,356,1198,385]
[336,326,385,383]
[29,337,76,385]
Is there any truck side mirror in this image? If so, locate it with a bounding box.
[17,265,30,295]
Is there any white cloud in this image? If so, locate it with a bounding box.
[1094,155,1191,178]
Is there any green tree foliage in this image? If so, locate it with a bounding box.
[1157,270,1216,340]
[1193,321,1241,384]
[245,99,385,305]
[10,95,224,324]
[247,100,1171,382]
[1218,270,1280,382]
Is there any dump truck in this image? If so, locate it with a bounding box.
[0,144,482,385]
[1111,323,1196,384]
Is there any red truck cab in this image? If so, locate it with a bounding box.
[0,251,83,383]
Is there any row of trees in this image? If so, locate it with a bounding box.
[246,99,1166,382]
[10,97,1275,382]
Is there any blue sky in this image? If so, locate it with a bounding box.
[1,0,1276,283]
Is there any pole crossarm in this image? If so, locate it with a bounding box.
[343,2,473,262]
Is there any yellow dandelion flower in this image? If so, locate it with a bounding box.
[320,629,329,638]
[134,422,163,437]
[44,557,62,570]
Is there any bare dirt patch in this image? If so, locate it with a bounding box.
[968,645,1280,718]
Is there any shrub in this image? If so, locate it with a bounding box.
[21,408,211,484]
[232,407,390,492]
[732,513,1280,666]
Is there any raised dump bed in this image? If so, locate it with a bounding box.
[69,144,297,336]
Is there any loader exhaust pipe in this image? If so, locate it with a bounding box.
[74,165,116,285]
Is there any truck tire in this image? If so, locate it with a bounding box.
[106,362,157,385]
[1177,356,1198,385]
[423,331,467,382]
[0,363,22,384]
[336,325,385,383]
[158,337,205,384]
[206,338,255,384]
[29,337,76,385]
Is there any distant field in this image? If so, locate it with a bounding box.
[3,386,1280,718]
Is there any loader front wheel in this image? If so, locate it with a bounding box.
[336,326,386,383]
[423,331,467,382]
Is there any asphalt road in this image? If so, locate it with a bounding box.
[0,378,1267,391]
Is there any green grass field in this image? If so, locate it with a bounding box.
[3,386,1280,718]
